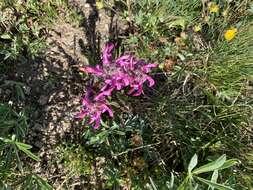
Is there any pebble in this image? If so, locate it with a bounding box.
[34,123,44,132]
[24,86,31,95]
[58,91,65,99]
[38,95,48,105]
[34,141,44,148]
[84,3,90,8]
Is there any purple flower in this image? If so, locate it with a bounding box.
[102,42,115,65]
[79,43,157,98]
[75,89,113,129]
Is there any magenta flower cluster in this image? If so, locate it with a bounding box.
[76,43,157,129]
[75,89,113,129]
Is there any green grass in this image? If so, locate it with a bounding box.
[207,23,253,101]
[0,104,52,190]
[54,0,253,189]
[114,0,253,189]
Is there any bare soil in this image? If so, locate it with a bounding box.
[1,0,128,188]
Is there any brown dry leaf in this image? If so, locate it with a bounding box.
[133,157,146,169]
[131,134,143,146]
[174,37,186,47]
[180,31,188,39]
[174,37,181,44]
[40,0,48,3]
[159,37,168,44]
[26,19,33,28]
[148,45,156,52]
[163,58,176,72]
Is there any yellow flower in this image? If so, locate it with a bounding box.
[159,63,165,70]
[194,24,202,32]
[96,1,104,10]
[209,3,219,13]
[224,28,237,41]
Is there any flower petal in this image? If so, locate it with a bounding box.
[101,83,109,91]
[102,104,114,117]
[82,97,90,106]
[115,55,132,68]
[103,43,115,65]
[145,76,155,87]
[75,110,88,119]
[95,87,114,100]
[142,63,157,73]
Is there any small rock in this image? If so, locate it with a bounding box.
[5,89,11,96]
[58,91,65,99]
[58,164,63,169]
[34,123,44,132]
[38,95,48,105]
[51,131,57,136]
[35,87,41,93]
[48,123,55,130]
[62,62,68,70]
[33,62,38,68]
[61,120,71,129]
[52,115,58,121]
[34,141,44,148]
[32,110,40,119]
[27,76,32,82]
[24,86,31,95]
[49,92,57,103]
[31,132,37,137]
[84,3,90,8]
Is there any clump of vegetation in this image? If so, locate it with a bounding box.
[0,0,82,71]
[76,42,157,128]
[0,104,52,189]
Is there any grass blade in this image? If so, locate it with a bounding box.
[188,154,198,173]
[192,155,226,175]
[196,176,234,190]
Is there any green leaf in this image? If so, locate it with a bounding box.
[209,170,219,190]
[248,4,253,13]
[0,137,14,144]
[14,146,23,171]
[192,155,226,174]
[218,159,238,170]
[19,148,41,161]
[16,142,40,161]
[0,33,12,39]
[33,174,53,190]
[178,176,190,190]
[168,17,186,29]
[211,170,219,183]
[16,142,32,150]
[188,154,198,173]
[149,177,158,190]
[166,172,174,189]
[88,136,101,145]
[196,177,234,190]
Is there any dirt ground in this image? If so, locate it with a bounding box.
[1,0,127,188]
